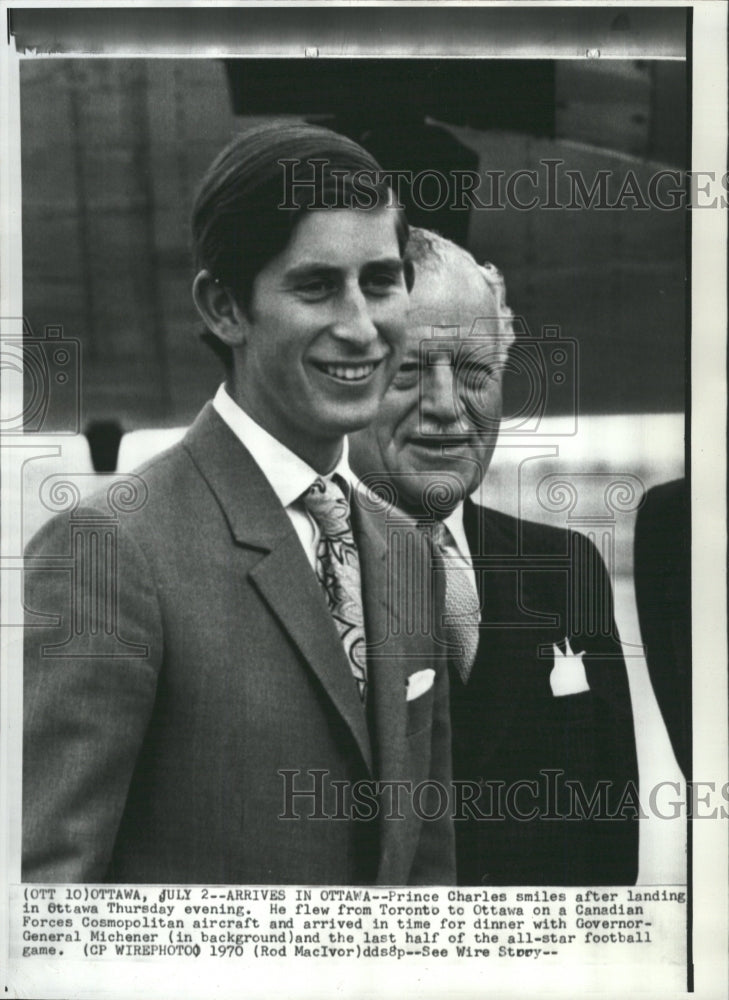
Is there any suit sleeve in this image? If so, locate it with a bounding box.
[633,480,690,779]
[23,507,163,882]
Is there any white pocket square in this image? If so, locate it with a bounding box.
[406,668,436,701]
[549,639,590,697]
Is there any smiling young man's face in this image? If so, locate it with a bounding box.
[230,207,410,471]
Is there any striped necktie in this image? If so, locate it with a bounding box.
[429,519,480,683]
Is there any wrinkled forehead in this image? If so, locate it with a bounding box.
[406,259,501,349]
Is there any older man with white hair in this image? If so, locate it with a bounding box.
[350,228,639,885]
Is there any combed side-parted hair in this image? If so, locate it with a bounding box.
[191,119,409,368]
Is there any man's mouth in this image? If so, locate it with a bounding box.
[312,360,382,383]
[410,434,475,448]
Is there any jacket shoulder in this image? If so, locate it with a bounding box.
[471,501,578,553]
[25,437,198,558]
[352,479,418,526]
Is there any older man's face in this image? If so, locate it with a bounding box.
[350,260,504,516]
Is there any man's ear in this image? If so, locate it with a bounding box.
[192,270,248,347]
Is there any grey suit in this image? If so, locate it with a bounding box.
[23,403,454,885]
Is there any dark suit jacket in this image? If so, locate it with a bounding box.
[448,499,639,886]
[23,404,454,885]
[634,479,690,779]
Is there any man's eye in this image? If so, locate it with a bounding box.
[363,270,401,295]
[296,279,335,300]
[392,362,419,389]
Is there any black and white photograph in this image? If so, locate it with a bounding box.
[1,3,726,998]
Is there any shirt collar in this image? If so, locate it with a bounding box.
[212,383,353,508]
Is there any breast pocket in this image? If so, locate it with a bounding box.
[406,685,435,737]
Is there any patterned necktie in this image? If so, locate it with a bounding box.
[301,476,367,703]
[429,520,480,683]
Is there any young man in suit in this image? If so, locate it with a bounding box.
[22,123,454,885]
[350,228,639,885]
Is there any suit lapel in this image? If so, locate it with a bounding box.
[352,499,407,780]
[462,499,549,766]
[249,542,373,775]
[354,499,441,882]
[183,404,372,774]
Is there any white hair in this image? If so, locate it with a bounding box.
[405,227,516,357]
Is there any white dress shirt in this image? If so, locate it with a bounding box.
[213,383,354,570]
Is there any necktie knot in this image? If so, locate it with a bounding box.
[301,476,352,539]
[429,519,451,552]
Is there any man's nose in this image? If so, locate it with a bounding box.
[329,285,378,347]
[420,362,463,427]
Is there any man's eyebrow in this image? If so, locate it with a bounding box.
[283,263,339,280]
[285,257,405,277]
[361,257,405,271]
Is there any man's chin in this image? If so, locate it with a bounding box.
[333,403,383,437]
[404,450,481,485]
[393,470,470,519]
[310,381,386,430]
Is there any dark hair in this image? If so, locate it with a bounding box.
[191,119,409,369]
